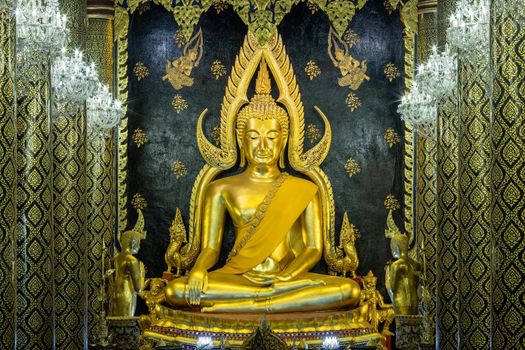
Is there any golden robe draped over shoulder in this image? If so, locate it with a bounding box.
[217,176,318,275]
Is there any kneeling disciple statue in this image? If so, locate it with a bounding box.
[165,60,361,313]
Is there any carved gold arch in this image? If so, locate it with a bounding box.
[114,0,418,246]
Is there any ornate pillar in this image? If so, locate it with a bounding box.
[456,56,492,349]
[16,53,54,350]
[415,1,438,345]
[0,1,17,349]
[435,1,459,349]
[491,0,525,347]
[86,0,116,343]
[51,1,89,348]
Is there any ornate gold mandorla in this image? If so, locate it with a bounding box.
[174,30,346,276]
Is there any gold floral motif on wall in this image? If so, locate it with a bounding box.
[213,0,229,14]
[171,160,188,180]
[211,60,227,80]
[384,194,401,211]
[211,126,221,146]
[163,28,203,90]
[131,193,148,210]
[384,63,400,82]
[345,158,361,178]
[132,128,149,148]
[306,1,320,14]
[171,95,188,114]
[174,28,187,48]
[346,92,362,112]
[328,27,369,91]
[137,2,150,15]
[343,28,360,48]
[305,60,321,80]
[384,128,400,148]
[133,62,149,81]
[306,123,322,143]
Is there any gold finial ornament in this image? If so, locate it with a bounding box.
[164,208,188,276]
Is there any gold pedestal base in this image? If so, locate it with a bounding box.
[140,306,386,348]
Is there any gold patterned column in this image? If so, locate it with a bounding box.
[457,57,492,348]
[86,0,116,343]
[51,1,89,348]
[491,0,525,347]
[415,1,437,344]
[0,3,16,349]
[16,61,54,349]
[435,1,459,349]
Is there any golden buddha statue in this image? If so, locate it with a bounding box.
[384,211,420,315]
[110,211,147,317]
[165,60,361,313]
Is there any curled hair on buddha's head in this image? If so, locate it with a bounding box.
[236,58,290,168]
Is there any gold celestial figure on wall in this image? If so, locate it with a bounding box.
[306,123,322,143]
[164,29,203,90]
[384,63,400,82]
[171,160,188,180]
[131,193,148,210]
[346,92,362,112]
[134,62,149,81]
[132,128,149,148]
[345,158,361,177]
[211,60,227,80]
[171,95,188,114]
[329,27,369,90]
[384,194,401,211]
[384,128,400,148]
[305,60,321,80]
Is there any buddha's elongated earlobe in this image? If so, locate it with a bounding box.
[279,138,288,169]
[239,148,246,167]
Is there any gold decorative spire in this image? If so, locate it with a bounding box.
[255,58,272,96]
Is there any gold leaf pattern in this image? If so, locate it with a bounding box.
[171,160,188,180]
[383,0,396,14]
[306,123,322,143]
[384,62,400,82]
[306,1,320,14]
[133,62,149,81]
[132,128,149,148]
[384,194,401,211]
[345,158,361,177]
[171,95,188,114]
[211,126,221,146]
[211,60,227,80]
[131,193,148,210]
[304,60,321,80]
[384,128,400,148]
[345,92,362,112]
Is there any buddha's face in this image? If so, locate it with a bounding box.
[243,117,283,167]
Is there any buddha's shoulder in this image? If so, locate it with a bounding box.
[285,174,317,189]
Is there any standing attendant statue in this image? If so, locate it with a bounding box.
[110,210,147,317]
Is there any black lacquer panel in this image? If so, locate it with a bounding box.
[126,1,405,315]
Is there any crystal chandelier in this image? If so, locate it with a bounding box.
[15,0,69,55]
[447,0,490,58]
[416,46,457,101]
[322,336,340,349]
[87,83,123,132]
[52,48,99,104]
[398,83,437,138]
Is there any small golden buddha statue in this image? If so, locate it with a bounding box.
[386,233,420,315]
[110,211,147,317]
[165,60,361,313]
[356,271,394,336]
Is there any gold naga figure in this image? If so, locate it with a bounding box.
[384,210,420,315]
[109,210,147,317]
[164,58,361,313]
